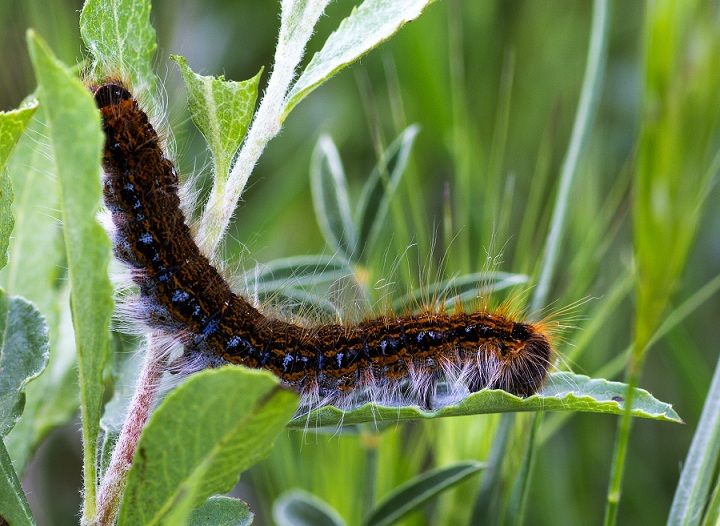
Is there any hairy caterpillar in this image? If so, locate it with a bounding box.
[90,80,553,411]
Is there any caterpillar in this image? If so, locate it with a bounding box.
[89,80,553,411]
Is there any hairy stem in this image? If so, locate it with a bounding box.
[197,0,331,256]
[92,337,165,526]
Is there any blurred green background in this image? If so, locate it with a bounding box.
[2,0,719,524]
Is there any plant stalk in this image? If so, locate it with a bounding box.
[197,0,330,256]
[92,337,166,526]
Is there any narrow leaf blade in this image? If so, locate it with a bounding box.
[365,461,485,526]
[273,490,346,526]
[356,125,419,259]
[242,255,351,291]
[0,439,35,526]
[27,29,114,517]
[285,0,435,116]
[669,348,720,524]
[311,136,358,259]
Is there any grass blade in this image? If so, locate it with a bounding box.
[364,461,484,526]
[311,135,358,260]
[668,351,720,524]
[273,490,347,526]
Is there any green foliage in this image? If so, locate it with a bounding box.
[118,368,297,526]
[27,30,114,522]
[0,294,49,438]
[668,357,720,525]
[311,126,419,265]
[0,84,48,526]
[0,103,37,271]
[1,103,77,475]
[1,0,718,525]
[188,496,254,526]
[285,0,435,117]
[288,373,680,429]
[80,0,157,93]
[0,440,35,526]
[606,0,720,523]
[364,461,485,526]
[172,55,262,189]
[274,490,347,526]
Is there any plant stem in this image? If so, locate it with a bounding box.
[197,0,330,256]
[92,337,166,526]
[603,352,643,526]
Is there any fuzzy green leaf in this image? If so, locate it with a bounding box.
[287,373,682,429]
[311,136,358,259]
[173,55,262,188]
[356,125,419,261]
[189,497,254,526]
[80,0,157,93]
[27,30,113,518]
[0,102,38,272]
[365,461,485,526]
[0,293,49,437]
[285,0,435,116]
[273,490,347,526]
[0,439,35,526]
[118,367,298,526]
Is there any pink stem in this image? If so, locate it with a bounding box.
[92,336,165,526]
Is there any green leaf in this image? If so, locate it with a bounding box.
[0,102,38,272]
[703,481,720,526]
[0,439,35,526]
[668,348,720,524]
[27,29,114,519]
[188,497,253,526]
[310,136,358,259]
[118,367,298,526]
[0,102,37,170]
[0,103,76,475]
[285,0,435,116]
[273,490,346,526]
[242,255,351,291]
[80,0,157,93]
[0,293,50,437]
[356,125,419,261]
[172,55,262,188]
[364,461,484,526]
[287,372,682,429]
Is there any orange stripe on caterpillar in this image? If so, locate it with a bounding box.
[90,80,553,409]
